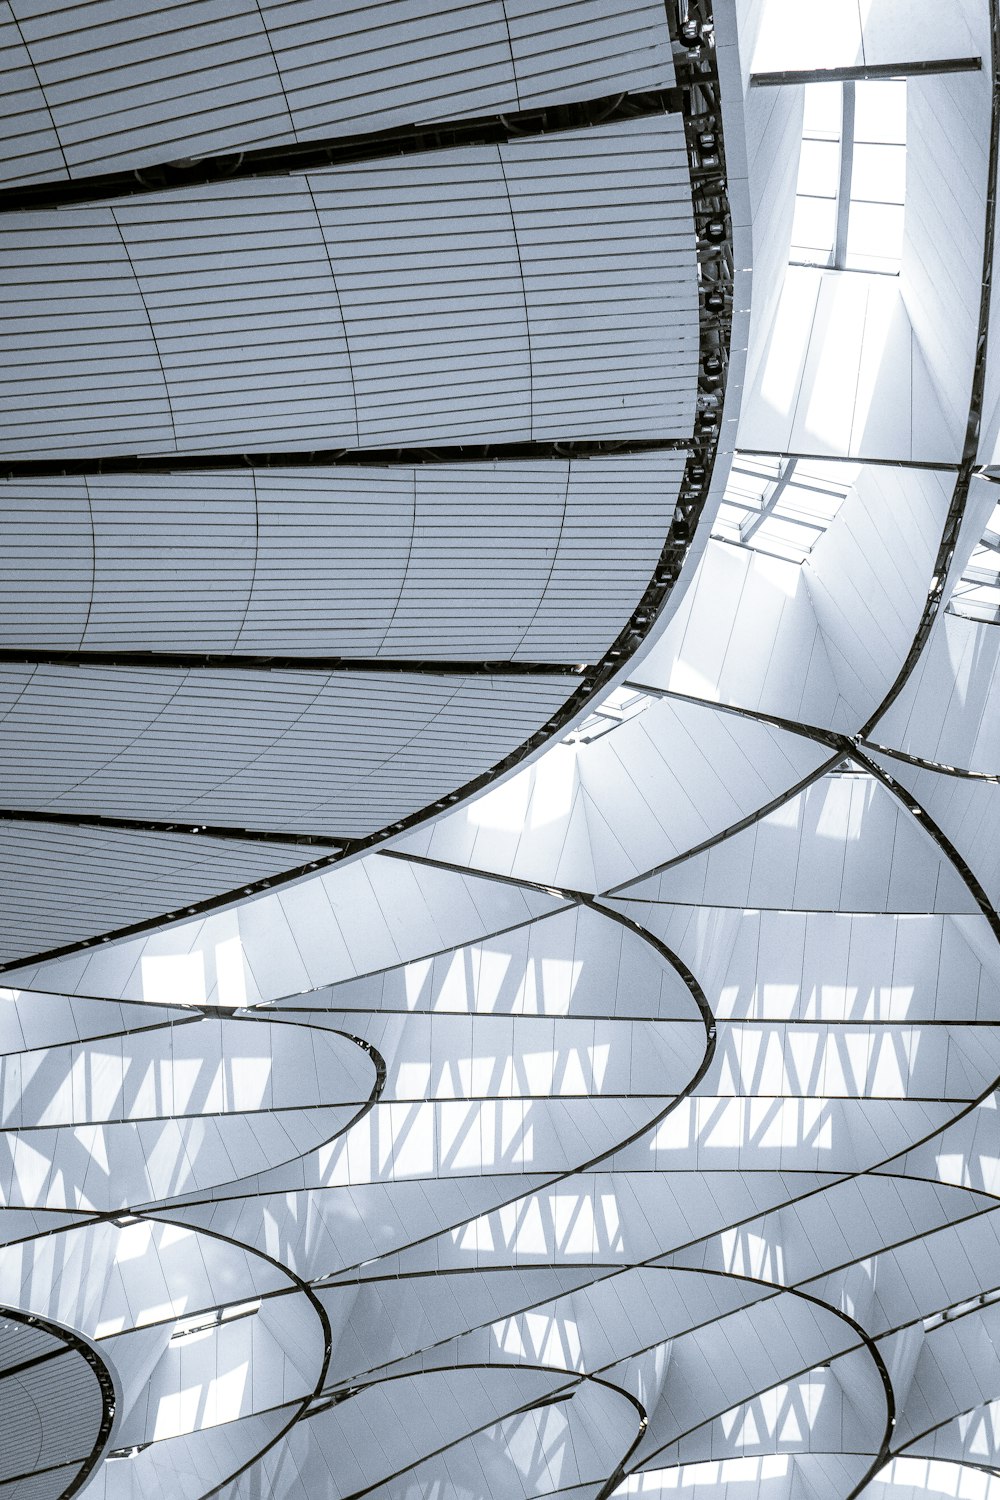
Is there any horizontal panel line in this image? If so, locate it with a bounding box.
[0,805,346,848]
[0,649,584,676]
[0,88,683,213]
[0,436,693,479]
[751,56,982,86]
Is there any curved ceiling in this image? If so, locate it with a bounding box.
[0,1305,114,1499]
[6,2,1000,1500]
[0,4,718,954]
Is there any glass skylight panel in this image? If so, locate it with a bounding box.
[947,497,1000,624]
[846,199,905,271]
[847,91,906,273]
[713,454,860,563]
[790,85,841,267]
[849,141,906,203]
[790,79,907,275]
[564,685,654,744]
[791,195,838,262]
[923,1286,1000,1331]
[169,1298,261,1342]
[854,79,907,151]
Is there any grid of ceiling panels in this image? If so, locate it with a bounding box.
[14,1,992,1496]
[0,1314,107,1498]
[0,822,339,958]
[0,0,676,186]
[0,116,696,457]
[0,455,683,660]
[0,667,578,836]
[0,0,700,950]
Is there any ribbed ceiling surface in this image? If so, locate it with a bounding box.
[12,6,1000,1500]
[0,0,701,954]
[0,0,676,183]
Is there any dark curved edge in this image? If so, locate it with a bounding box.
[101,1152,994,1500]
[128,1024,387,1217]
[0,894,714,1499]
[127,891,717,1283]
[383,742,1000,1203]
[298,1271,892,1500]
[1,1207,335,1499]
[13,5,918,1491]
[302,1364,648,1500]
[76,843,974,1497]
[0,885,716,1500]
[0,1029,384,1169]
[620,1272,895,1496]
[565,100,1000,1467]
[609,684,1000,934]
[131,1212,335,1500]
[0,804,343,848]
[0,650,583,676]
[595,705,1000,1212]
[0,1004,388,1249]
[601,779,1000,1493]
[852,747,1000,944]
[860,739,1000,784]
[604,751,846,897]
[586,1376,650,1500]
[0,435,691,481]
[0,13,736,977]
[302,1194,1000,1490]
[893,1403,1000,1471]
[586,894,717,1056]
[0,1303,117,1500]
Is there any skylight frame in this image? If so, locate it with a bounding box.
[713,453,861,564]
[790,77,907,277]
[947,497,1000,624]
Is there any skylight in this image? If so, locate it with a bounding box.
[947,495,1000,624]
[923,1285,1000,1332]
[790,79,907,275]
[713,453,861,563]
[168,1298,261,1343]
[563,685,655,744]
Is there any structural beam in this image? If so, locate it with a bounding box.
[752,56,981,86]
[746,449,960,472]
[834,82,856,270]
[740,458,799,544]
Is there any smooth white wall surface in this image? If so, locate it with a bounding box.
[742,81,803,402]
[618,772,979,915]
[804,464,951,719]
[739,269,960,462]
[636,538,849,728]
